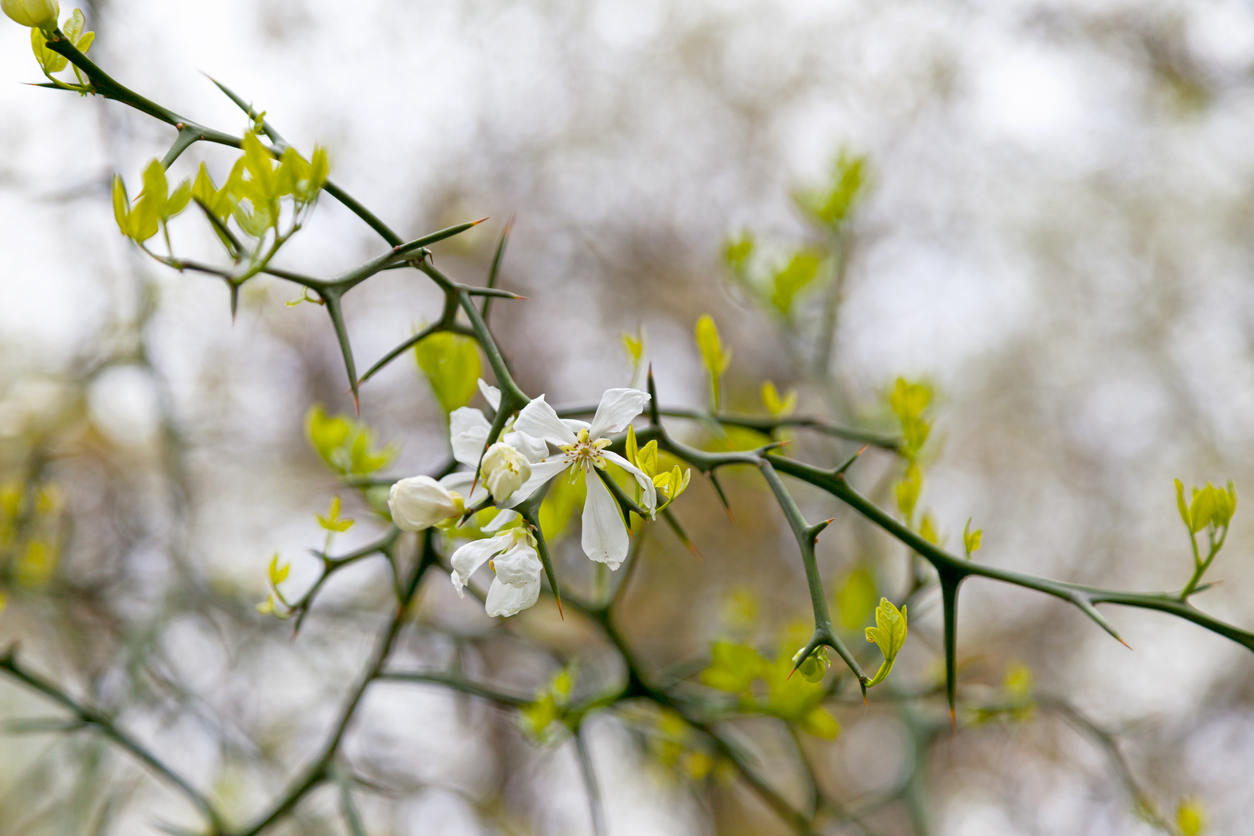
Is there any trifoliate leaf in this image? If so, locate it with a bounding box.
[865,597,907,688]
[963,518,982,559]
[316,495,354,533]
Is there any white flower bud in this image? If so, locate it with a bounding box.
[481,442,531,503]
[2,0,59,29]
[388,475,462,531]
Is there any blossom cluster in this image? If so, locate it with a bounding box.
[387,382,657,617]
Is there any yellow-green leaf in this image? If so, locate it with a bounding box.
[761,380,797,417]
[111,176,130,237]
[700,641,765,694]
[267,553,290,586]
[963,518,982,559]
[414,331,481,414]
[895,463,922,521]
[865,597,907,688]
[834,567,876,631]
[724,233,754,274]
[620,330,644,365]
[31,26,67,73]
[889,378,931,422]
[769,250,822,317]
[316,495,354,533]
[797,707,840,739]
[695,314,731,407]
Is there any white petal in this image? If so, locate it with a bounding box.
[502,457,571,508]
[513,395,577,446]
[503,429,550,463]
[562,418,591,435]
[485,574,541,617]
[581,470,629,570]
[449,407,491,468]
[482,509,518,532]
[449,536,509,597]
[588,388,650,440]
[389,476,461,531]
[477,379,501,411]
[603,450,657,513]
[439,471,487,507]
[491,540,542,587]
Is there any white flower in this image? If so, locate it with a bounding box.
[448,380,547,500]
[507,388,656,570]
[2,0,58,28]
[450,527,543,617]
[481,442,531,503]
[388,475,464,531]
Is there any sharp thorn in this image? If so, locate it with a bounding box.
[949,706,957,734]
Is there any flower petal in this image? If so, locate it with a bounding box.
[603,450,657,513]
[503,429,549,464]
[389,475,461,531]
[581,471,629,569]
[439,471,487,507]
[491,540,542,587]
[513,395,577,446]
[482,509,519,532]
[449,407,491,468]
[449,536,509,597]
[477,379,501,411]
[485,574,541,617]
[502,456,570,508]
[588,388,650,439]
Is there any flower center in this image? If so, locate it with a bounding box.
[560,427,610,473]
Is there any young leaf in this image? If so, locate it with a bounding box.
[769,250,822,317]
[761,381,797,417]
[865,597,907,688]
[414,331,481,415]
[963,518,982,559]
[695,314,731,408]
[316,495,354,533]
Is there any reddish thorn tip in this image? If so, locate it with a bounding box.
[556,596,565,620]
[471,217,489,226]
[1118,637,1133,650]
[786,667,797,681]
[949,707,957,733]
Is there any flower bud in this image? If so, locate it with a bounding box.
[2,0,59,29]
[481,442,531,503]
[388,475,462,531]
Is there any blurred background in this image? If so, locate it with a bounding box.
[2,0,1254,833]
